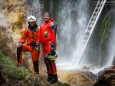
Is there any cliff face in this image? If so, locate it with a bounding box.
[0,0,27,60]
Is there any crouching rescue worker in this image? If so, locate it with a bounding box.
[17,15,40,74]
[36,12,58,84]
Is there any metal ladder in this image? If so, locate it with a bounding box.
[72,0,106,65]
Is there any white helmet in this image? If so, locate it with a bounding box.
[27,15,36,22]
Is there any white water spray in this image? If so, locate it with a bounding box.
[27,0,43,25]
[56,0,89,69]
[103,10,115,67]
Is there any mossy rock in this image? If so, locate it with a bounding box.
[100,12,112,50]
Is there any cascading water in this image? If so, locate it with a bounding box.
[27,0,43,25]
[26,0,114,73]
[86,9,115,74]
[26,0,90,70]
[103,10,115,67]
[56,0,89,69]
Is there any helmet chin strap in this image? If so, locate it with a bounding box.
[28,23,38,32]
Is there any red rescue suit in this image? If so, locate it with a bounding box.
[17,25,39,74]
[36,19,57,75]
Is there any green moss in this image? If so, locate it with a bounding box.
[0,52,70,86]
[100,12,112,50]
[0,52,31,80]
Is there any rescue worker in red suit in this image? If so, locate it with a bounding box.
[36,12,58,84]
[17,15,40,74]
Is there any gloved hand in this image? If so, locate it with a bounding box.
[30,41,36,47]
[36,43,40,51]
[50,43,55,52]
[18,42,22,47]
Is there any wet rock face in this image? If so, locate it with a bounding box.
[93,66,115,86]
[0,0,26,59]
[0,27,16,60]
[0,0,43,75]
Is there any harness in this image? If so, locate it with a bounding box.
[26,28,38,52]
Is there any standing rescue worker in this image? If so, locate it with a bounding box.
[36,12,58,84]
[17,15,40,74]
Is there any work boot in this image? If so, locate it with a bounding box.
[49,74,58,84]
[46,74,52,82]
[33,61,39,74]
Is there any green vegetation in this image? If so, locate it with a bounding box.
[0,52,70,86]
[100,12,112,49]
[0,52,31,80]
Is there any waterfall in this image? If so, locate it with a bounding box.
[26,0,114,71]
[104,10,115,67]
[87,9,115,74]
[56,0,89,69]
[27,0,43,25]
[26,0,90,69]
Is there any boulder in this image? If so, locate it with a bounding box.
[93,65,115,86]
[59,70,97,85]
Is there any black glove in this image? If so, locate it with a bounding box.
[30,41,36,47]
[50,50,56,56]
[18,42,22,47]
[36,43,40,51]
[50,43,55,52]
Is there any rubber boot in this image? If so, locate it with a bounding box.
[49,74,58,84]
[17,46,22,63]
[44,58,51,74]
[46,74,52,82]
[33,61,39,74]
